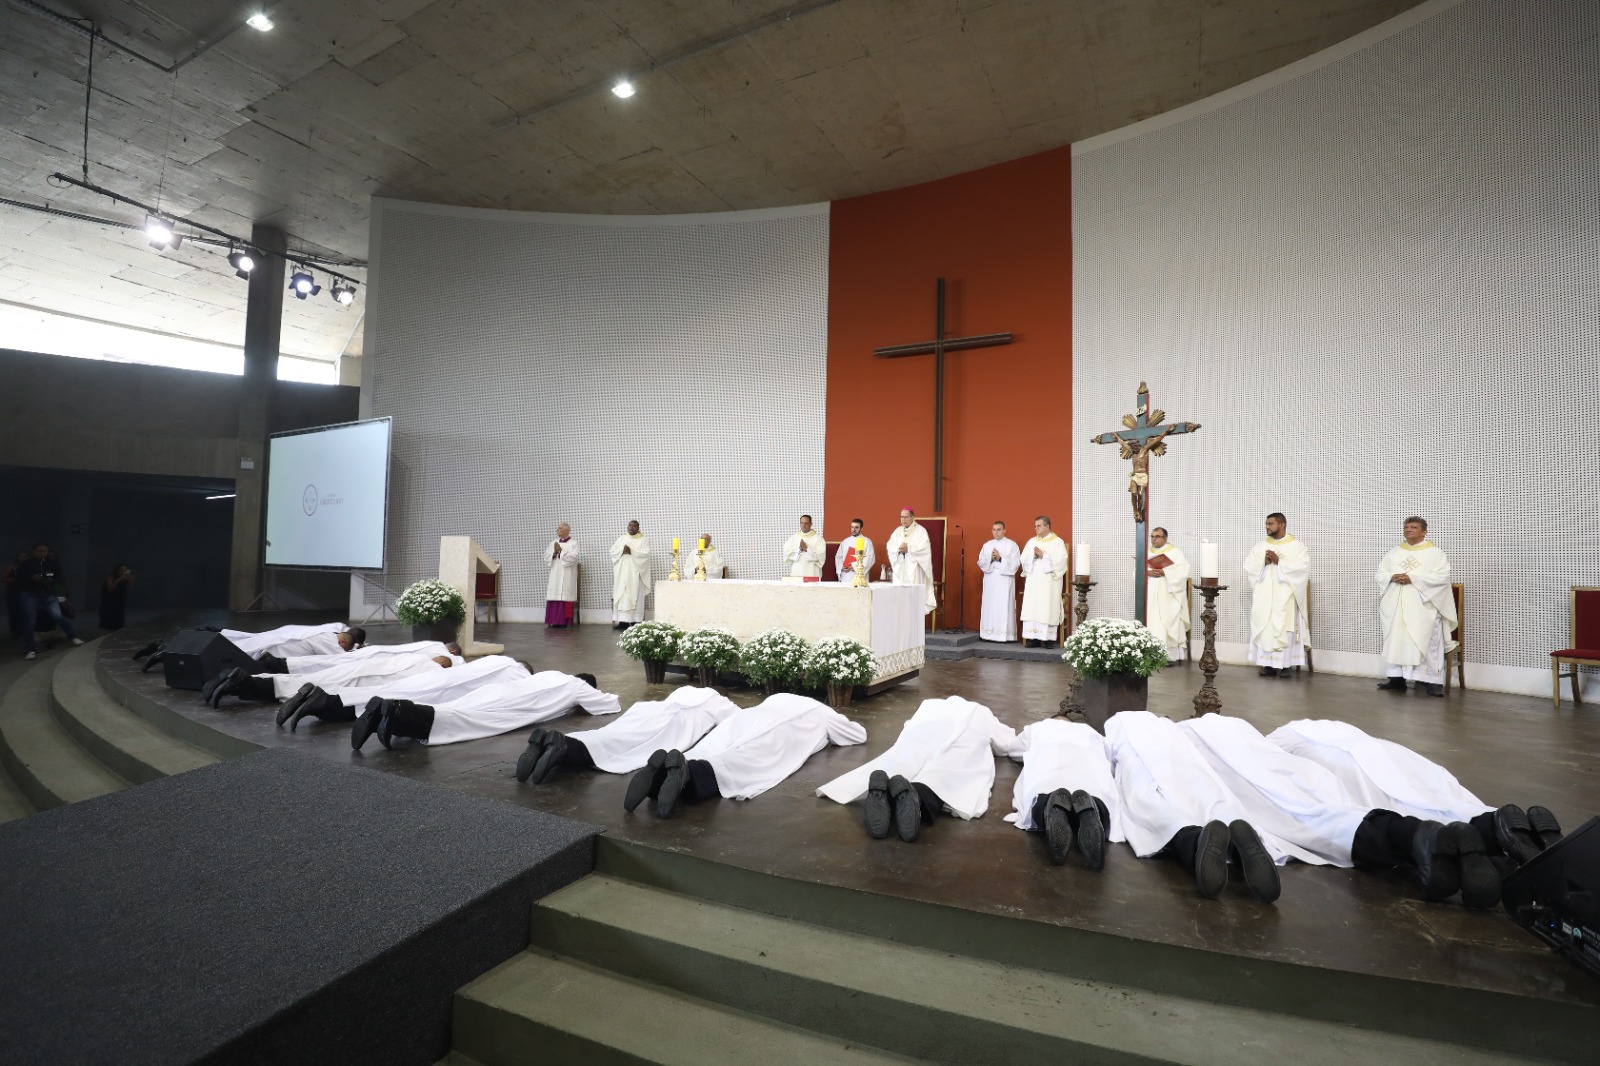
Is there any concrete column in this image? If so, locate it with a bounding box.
[229,224,286,610]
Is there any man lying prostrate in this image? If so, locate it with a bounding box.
[517,686,739,786]
[201,647,464,710]
[1004,719,1120,871]
[816,695,1014,844]
[1104,710,1282,904]
[134,622,366,673]
[627,693,866,818]
[281,654,533,731]
[276,639,459,673]
[351,670,619,752]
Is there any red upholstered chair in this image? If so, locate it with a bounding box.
[822,541,840,583]
[1442,583,1465,693]
[920,517,949,630]
[1551,586,1600,709]
[474,571,499,624]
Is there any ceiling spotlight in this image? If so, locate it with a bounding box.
[246,12,273,32]
[228,247,255,279]
[288,269,320,299]
[611,79,635,99]
[330,282,356,306]
[145,215,180,250]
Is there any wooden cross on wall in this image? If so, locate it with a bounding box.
[874,277,1012,511]
[1088,381,1201,623]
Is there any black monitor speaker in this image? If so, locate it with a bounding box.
[160,630,254,690]
[1501,815,1600,979]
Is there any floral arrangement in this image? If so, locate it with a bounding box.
[1062,617,1168,678]
[804,636,876,687]
[739,628,810,685]
[617,620,684,662]
[677,627,742,673]
[394,578,466,626]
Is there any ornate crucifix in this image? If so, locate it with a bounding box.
[1089,382,1201,623]
[874,278,1012,511]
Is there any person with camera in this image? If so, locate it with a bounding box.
[17,542,83,661]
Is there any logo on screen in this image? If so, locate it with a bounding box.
[303,484,319,515]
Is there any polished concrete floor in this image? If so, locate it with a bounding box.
[101,615,1600,1008]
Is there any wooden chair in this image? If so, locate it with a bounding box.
[573,563,581,625]
[1551,586,1600,709]
[1184,578,1194,665]
[474,571,499,624]
[1442,582,1466,693]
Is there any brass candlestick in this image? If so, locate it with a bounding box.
[1059,578,1098,715]
[668,547,682,581]
[693,548,707,581]
[852,551,869,587]
[1192,580,1227,716]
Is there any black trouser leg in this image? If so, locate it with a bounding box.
[561,737,596,769]
[1350,809,1422,869]
[1469,811,1500,854]
[256,654,288,674]
[913,782,944,822]
[1165,825,1203,868]
[685,759,720,800]
[1028,792,1050,832]
[238,675,277,701]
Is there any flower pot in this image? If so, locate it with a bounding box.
[693,666,716,687]
[1079,672,1147,733]
[826,682,855,709]
[411,620,458,643]
[761,678,785,697]
[643,660,667,684]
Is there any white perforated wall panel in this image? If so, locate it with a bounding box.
[1071,0,1600,696]
[361,199,829,621]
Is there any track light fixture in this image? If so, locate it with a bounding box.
[330,282,357,306]
[145,215,180,251]
[611,79,635,99]
[246,12,274,32]
[227,247,255,279]
[289,269,320,299]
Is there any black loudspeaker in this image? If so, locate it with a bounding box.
[160,630,255,691]
[1501,816,1600,979]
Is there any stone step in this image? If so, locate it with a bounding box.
[50,640,219,785]
[453,950,918,1066]
[0,654,128,810]
[0,658,40,824]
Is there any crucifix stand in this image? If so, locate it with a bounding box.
[1088,382,1200,623]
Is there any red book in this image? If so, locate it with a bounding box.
[1146,553,1174,571]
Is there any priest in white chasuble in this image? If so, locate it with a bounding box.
[887,508,937,614]
[1144,527,1190,662]
[544,522,580,628]
[1243,512,1310,676]
[609,520,652,630]
[1375,516,1456,697]
[694,533,725,580]
[834,518,876,582]
[976,521,1020,642]
[782,514,826,579]
[1019,515,1069,647]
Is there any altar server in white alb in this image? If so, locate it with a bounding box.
[203,645,462,709]
[694,532,726,580]
[279,654,533,730]
[782,515,825,579]
[1243,512,1310,677]
[886,508,937,614]
[975,521,1020,643]
[1019,515,1069,647]
[1005,719,1120,869]
[544,523,580,628]
[1143,528,1190,663]
[628,693,866,818]
[351,669,621,751]
[517,685,739,787]
[1375,516,1456,696]
[1104,710,1281,902]
[282,639,455,673]
[610,519,652,630]
[225,622,362,660]
[817,696,1015,842]
[834,518,876,582]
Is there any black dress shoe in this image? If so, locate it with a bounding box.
[209,667,247,708]
[889,775,920,842]
[1194,821,1230,899]
[141,652,164,673]
[1410,820,1460,901]
[515,731,550,783]
[1229,820,1281,903]
[1425,683,1445,697]
[864,770,892,840]
[1448,821,1501,908]
[1527,806,1563,849]
[351,702,382,750]
[531,733,569,784]
[376,700,400,749]
[132,641,160,660]
[1492,804,1541,865]
[1043,789,1075,865]
[1258,666,1278,677]
[277,683,314,727]
[288,688,337,731]
[201,672,227,703]
[1070,790,1105,871]
[656,750,689,818]
[624,750,669,813]
[1376,677,1407,691]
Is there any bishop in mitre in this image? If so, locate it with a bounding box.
[886,508,936,614]
[1019,515,1069,647]
[1144,527,1190,662]
[782,514,825,579]
[544,522,579,627]
[1375,516,1456,697]
[694,532,725,580]
[976,520,1020,642]
[1243,512,1310,677]
[609,519,652,630]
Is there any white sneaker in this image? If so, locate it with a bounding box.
[24,651,36,661]
[70,638,85,646]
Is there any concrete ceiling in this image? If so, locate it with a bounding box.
[0,0,1425,365]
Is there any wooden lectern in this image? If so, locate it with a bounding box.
[439,536,504,656]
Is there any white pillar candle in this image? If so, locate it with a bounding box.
[1076,544,1091,577]
[1200,541,1219,579]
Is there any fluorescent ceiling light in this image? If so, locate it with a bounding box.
[246,13,273,32]
[611,79,635,99]
[206,494,237,500]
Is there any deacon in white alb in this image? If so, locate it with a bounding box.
[1018,515,1069,647]
[833,518,876,582]
[1105,710,1281,901]
[1004,718,1121,869]
[782,514,826,579]
[1375,516,1456,696]
[544,522,580,628]
[610,519,653,630]
[354,669,621,750]
[1243,512,1310,677]
[283,640,454,673]
[1143,527,1190,663]
[693,532,726,580]
[886,508,937,614]
[817,695,1015,842]
[279,654,533,730]
[222,622,361,660]
[203,646,461,709]
[517,685,740,787]
[975,521,1021,643]
[627,693,866,817]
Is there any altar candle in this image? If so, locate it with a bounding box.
[856,536,865,553]
[698,537,706,550]
[1076,544,1091,577]
[1200,541,1218,579]
[673,537,680,551]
